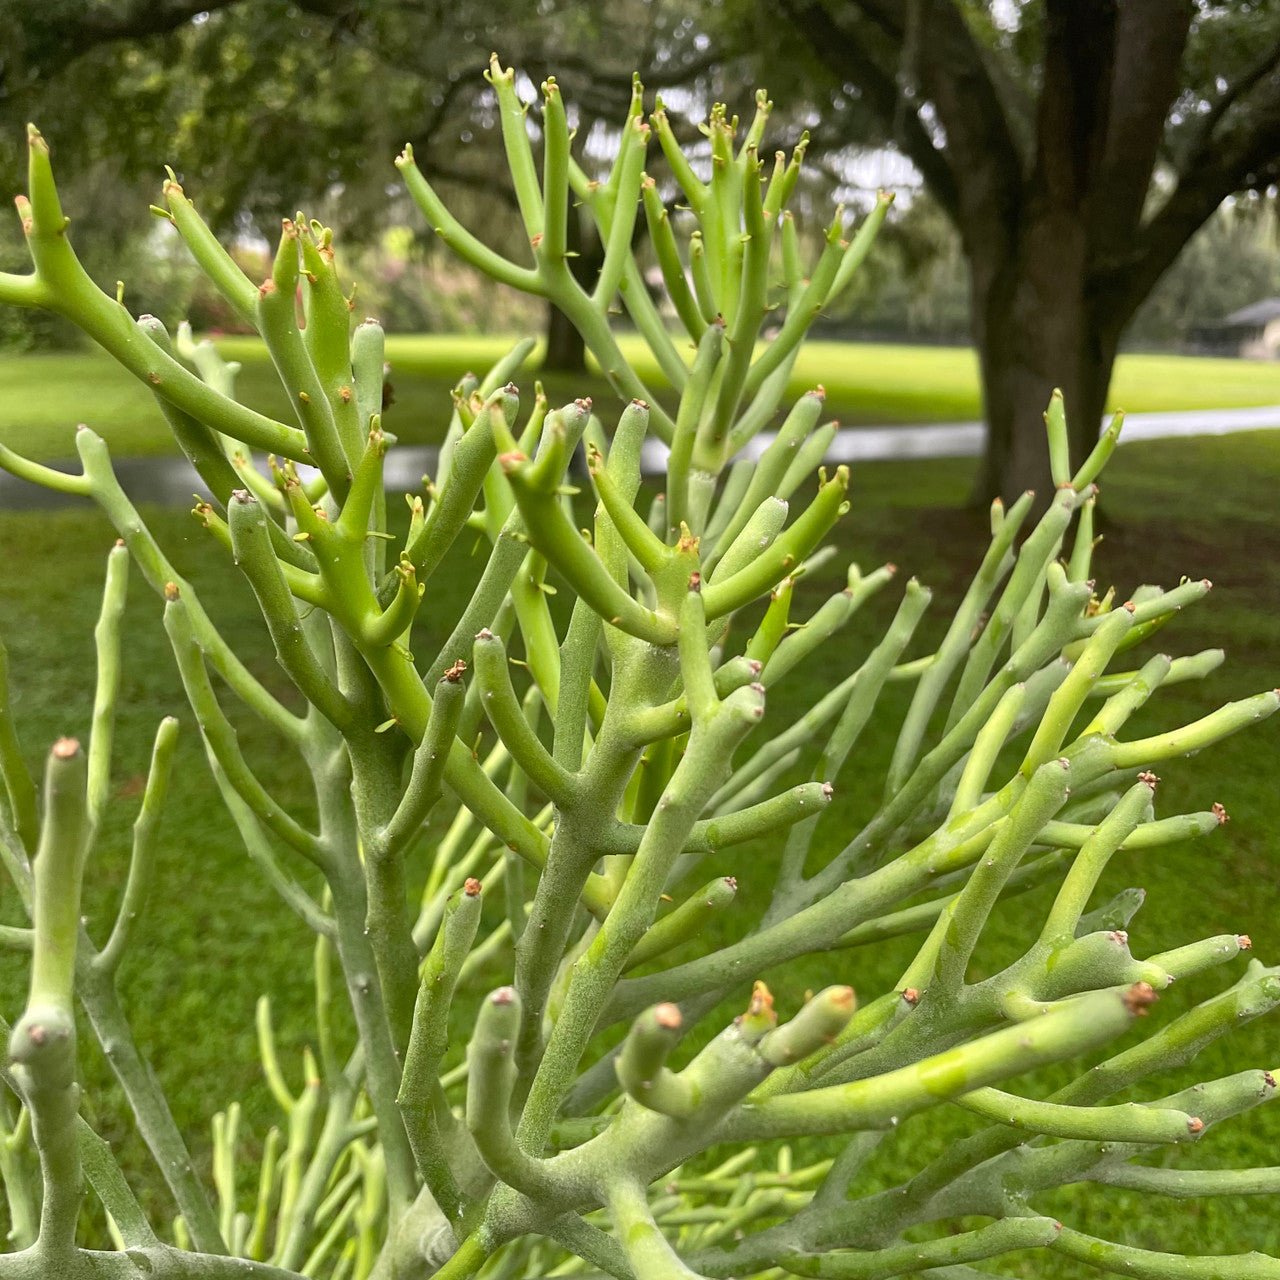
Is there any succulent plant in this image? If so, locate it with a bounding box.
[0,58,1277,1280]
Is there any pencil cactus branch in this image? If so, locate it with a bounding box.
[399,881,484,1218]
[0,68,1276,1280]
[8,740,87,1260]
[94,716,178,977]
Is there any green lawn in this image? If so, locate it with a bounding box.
[1,336,1278,460]
[1,427,1279,1271]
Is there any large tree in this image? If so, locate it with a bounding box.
[0,0,721,367]
[758,0,1280,498]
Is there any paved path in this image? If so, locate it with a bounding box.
[641,403,1280,470]
[3,403,1278,509]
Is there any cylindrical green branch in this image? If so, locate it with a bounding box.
[8,738,88,1258]
[20,740,88,1015]
[94,715,178,977]
[467,987,553,1196]
[722,984,1156,1140]
[0,73,1278,1280]
[399,879,483,1216]
[616,1004,696,1117]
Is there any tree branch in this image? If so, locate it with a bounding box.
[1099,54,1280,324]
[1088,0,1192,248]
[11,0,240,80]
[1181,25,1280,163]
[866,0,1027,245]
[778,0,961,219]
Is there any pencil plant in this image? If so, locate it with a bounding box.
[1,58,1279,1280]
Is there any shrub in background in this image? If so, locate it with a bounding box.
[0,60,1278,1280]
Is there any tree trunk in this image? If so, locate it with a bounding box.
[971,211,1119,504]
[543,302,587,373]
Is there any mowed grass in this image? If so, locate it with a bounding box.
[1,335,1279,460]
[0,429,1279,1271]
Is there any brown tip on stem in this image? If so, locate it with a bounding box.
[654,1003,682,1030]
[1238,934,1252,950]
[1123,600,1136,612]
[114,537,125,547]
[631,398,649,409]
[1263,1070,1276,1089]
[885,563,897,575]
[830,986,855,1010]
[1123,981,1158,1015]
[232,488,253,503]
[464,877,482,897]
[748,981,775,1017]
[1187,1117,1205,1135]
[575,397,592,411]
[164,582,180,601]
[1212,801,1229,824]
[749,681,765,694]
[476,628,494,641]
[689,571,702,593]
[52,737,80,759]
[1202,579,1212,590]
[491,987,515,1006]
[724,876,738,891]
[1138,770,1159,791]
[901,987,920,1006]
[822,783,834,798]
[444,658,467,683]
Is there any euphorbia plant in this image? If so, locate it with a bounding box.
[1,58,1279,1280]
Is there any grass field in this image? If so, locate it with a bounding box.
[1,425,1279,1272]
[0,335,1278,460]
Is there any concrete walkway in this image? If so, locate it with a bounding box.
[641,403,1280,470]
[3,403,1278,509]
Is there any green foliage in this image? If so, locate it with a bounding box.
[822,196,970,342]
[0,0,725,352]
[1131,198,1280,347]
[1,64,1279,1280]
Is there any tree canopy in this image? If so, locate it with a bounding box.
[1,0,1278,492]
[738,0,1280,493]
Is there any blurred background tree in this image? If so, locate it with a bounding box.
[0,0,1278,496]
[0,0,733,363]
[723,0,1280,496]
